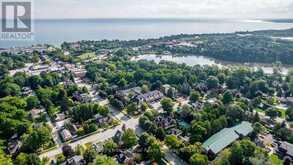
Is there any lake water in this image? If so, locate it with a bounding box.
[134,54,290,74]
[1,19,293,48]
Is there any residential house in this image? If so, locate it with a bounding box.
[113,130,123,146]
[277,141,293,162]
[95,114,112,126]
[64,122,78,137]
[60,155,86,165]
[21,87,33,96]
[116,150,134,165]
[30,108,45,120]
[167,128,183,137]
[202,121,253,157]
[30,64,50,71]
[190,102,204,111]
[73,92,91,103]
[60,129,73,142]
[255,134,274,148]
[135,90,164,104]
[7,134,21,155]
[283,97,293,107]
[92,143,103,153]
[55,113,66,122]
[162,84,171,94]
[162,84,177,98]
[154,116,176,130]
[116,87,142,103]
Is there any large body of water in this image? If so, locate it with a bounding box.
[134,54,290,74]
[1,19,293,48]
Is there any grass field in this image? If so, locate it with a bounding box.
[78,52,96,60]
[278,108,286,119]
[255,108,265,113]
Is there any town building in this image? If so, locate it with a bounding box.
[202,121,253,157]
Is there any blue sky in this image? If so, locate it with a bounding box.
[34,0,293,19]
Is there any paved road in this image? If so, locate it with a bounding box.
[45,113,63,147]
[40,101,185,165]
[40,114,141,159]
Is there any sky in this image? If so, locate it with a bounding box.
[34,0,293,19]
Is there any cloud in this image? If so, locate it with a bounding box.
[34,0,293,19]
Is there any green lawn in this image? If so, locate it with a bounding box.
[270,154,283,165]
[255,108,265,113]
[78,52,96,60]
[278,109,286,119]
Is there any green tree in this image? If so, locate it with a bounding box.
[190,91,200,103]
[222,90,233,104]
[179,143,202,162]
[207,76,219,89]
[212,149,231,165]
[99,106,109,116]
[103,140,118,156]
[230,142,244,165]
[139,132,151,150]
[75,144,85,155]
[83,147,97,163]
[167,87,177,99]
[15,153,43,165]
[147,141,165,162]
[26,96,40,110]
[189,153,208,165]
[190,121,208,142]
[265,108,280,120]
[13,72,28,87]
[160,98,174,114]
[156,127,166,141]
[29,75,42,89]
[226,104,245,125]
[56,154,65,164]
[21,125,52,152]
[250,80,269,96]
[0,149,13,165]
[141,84,149,93]
[253,122,266,134]
[127,103,139,114]
[286,107,293,121]
[32,53,40,63]
[165,135,182,150]
[122,128,137,148]
[95,155,117,165]
[0,82,21,97]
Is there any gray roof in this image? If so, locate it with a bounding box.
[202,121,253,154]
[280,141,293,157]
[233,121,254,136]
